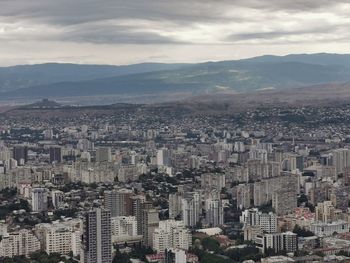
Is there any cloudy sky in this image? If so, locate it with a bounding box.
[1,0,350,66]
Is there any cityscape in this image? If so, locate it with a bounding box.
[2,1,350,263]
[0,99,350,262]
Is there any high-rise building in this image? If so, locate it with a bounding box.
[0,229,40,258]
[153,220,192,252]
[330,148,350,175]
[96,147,112,162]
[32,187,48,213]
[49,146,62,163]
[111,216,140,244]
[255,232,297,254]
[142,208,159,247]
[169,193,182,219]
[157,148,171,166]
[296,155,304,171]
[201,173,225,190]
[315,201,337,223]
[104,189,133,217]
[35,219,82,257]
[131,195,146,235]
[117,165,139,182]
[181,192,200,227]
[13,145,28,165]
[272,188,297,216]
[205,199,224,227]
[82,208,112,263]
[240,208,277,234]
[51,190,65,209]
[236,183,253,209]
[46,225,76,255]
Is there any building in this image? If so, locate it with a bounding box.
[49,146,62,163]
[259,213,278,234]
[236,183,253,209]
[261,256,295,263]
[104,188,133,217]
[330,148,350,175]
[272,188,297,216]
[182,192,200,227]
[46,225,76,255]
[96,147,112,162]
[131,195,146,235]
[111,216,141,244]
[205,199,224,227]
[169,193,182,220]
[310,221,349,236]
[35,219,82,256]
[13,145,28,165]
[32,187,48,213]
[82,208,112,263]
[240,208,277,234]
[0,229,40,258]
[117,165,140,182]
[51,190,65,209]
[165,248,187,263]
[142,208,159,247]
[152,220,192,252]
[315,201,339,223]
[146,251,198,263]
[157,148,171,166]
[244,225,263,241]
[201,173,225,190]
[255,232,298,254]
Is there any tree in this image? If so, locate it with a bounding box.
[225,245,261,262]
[202,237,220,253]
[113,249,131,263]
[201,253,232,263]
[293,224,314,237]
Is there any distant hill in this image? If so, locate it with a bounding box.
[24,99,62,108]
[0,62,189,92]
[2,53,350,103]
[244,53,350,67]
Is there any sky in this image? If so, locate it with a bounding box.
[1,0,350,66]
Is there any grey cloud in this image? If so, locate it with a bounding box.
[1,0,350,66]
[61,24,185,44]
[2,0,346,26]
[227,24,346,42]
[1,0,349,45]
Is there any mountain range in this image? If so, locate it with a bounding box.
[1,53,350,104]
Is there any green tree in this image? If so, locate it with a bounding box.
[293,224,314,237]
[202,237,220,253]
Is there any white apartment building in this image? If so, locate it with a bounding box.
[111,216,141,244]
[255,232,298,254]
[240,208,277,233]
[181,192,200,227]
[205,199,224,227]
[152,220,192,252]
[35,219,82,256]
[31,187,48,212]
[0,229,40,258]
[310,221,349,236]
[51,190,65,209]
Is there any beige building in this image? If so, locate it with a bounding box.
[0,229,40,258]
